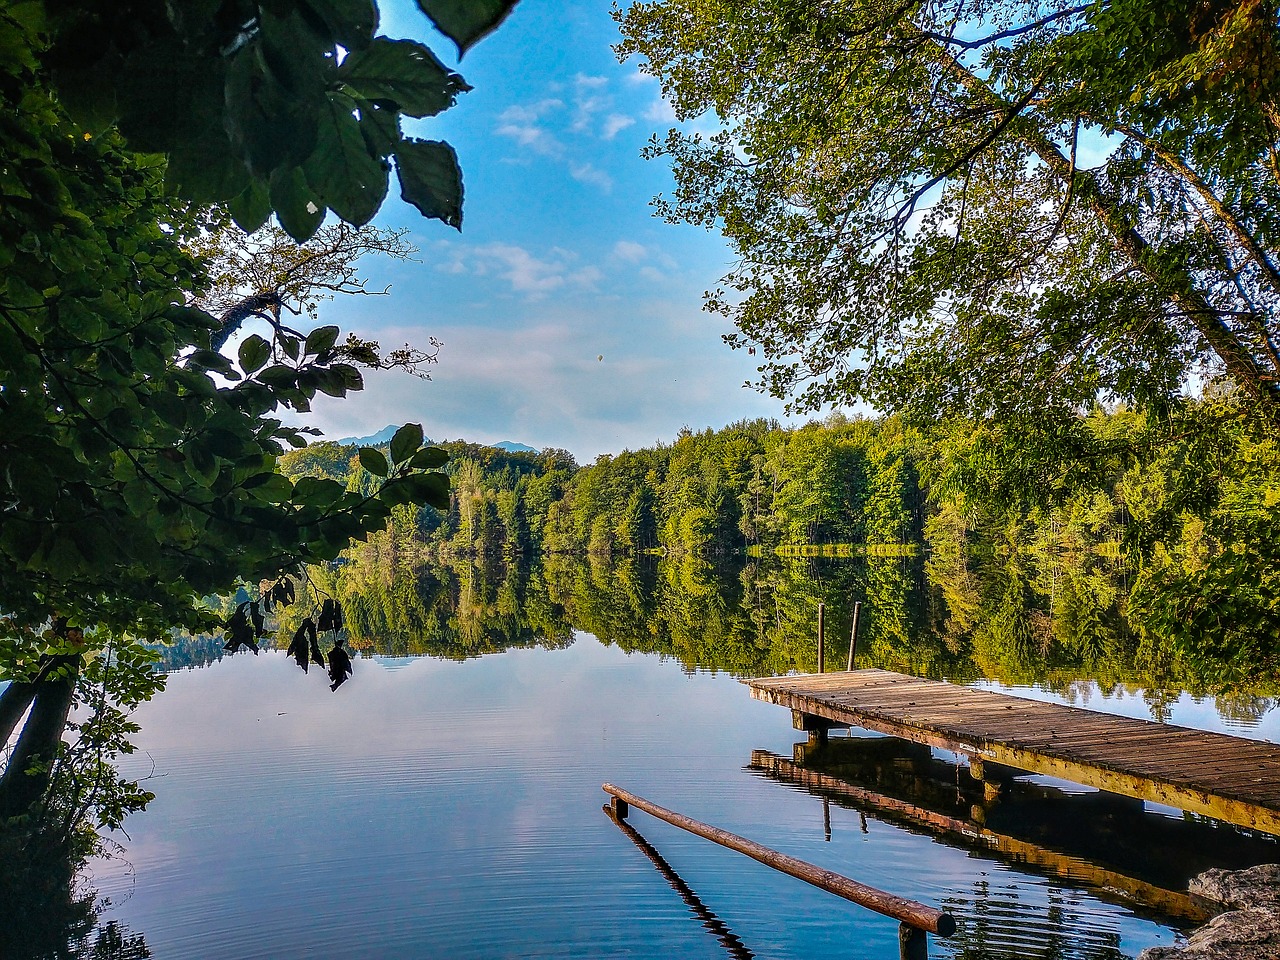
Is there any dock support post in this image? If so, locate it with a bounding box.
[847,601,861,671]
[899,923,928,960]
[612,796,629,820]
[817,602,825,673]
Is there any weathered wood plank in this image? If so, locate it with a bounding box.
[744,670,1280,836]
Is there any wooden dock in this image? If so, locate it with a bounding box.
[746,669,1280,836]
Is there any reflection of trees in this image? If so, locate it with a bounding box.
[314,556,575,659]
[943,880,1127,960]
[1,816,151,960]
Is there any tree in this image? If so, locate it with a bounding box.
[615,0,1280,425]
[0,0,515,823]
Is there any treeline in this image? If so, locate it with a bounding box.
[276,400,1280,679]
[282,400,1279,567]
[280,416,925,559]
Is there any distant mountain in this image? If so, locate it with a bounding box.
[333,424,433,447]
[493,440,537,453]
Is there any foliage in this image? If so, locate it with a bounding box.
[27,0,519,239]
[615,0,1280,428]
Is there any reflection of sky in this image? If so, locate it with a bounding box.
[92,636,1182,959]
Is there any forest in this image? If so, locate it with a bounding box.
[279,395,1280,685]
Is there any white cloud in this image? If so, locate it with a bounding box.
[612,240,648,263]
[570,163,613,192]
[601,114,635,140]
[495,99,565,156]
[645,97,678,124]
[445,243,602,300]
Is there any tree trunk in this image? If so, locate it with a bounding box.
[0,657,80,820]
[0,680,39,747]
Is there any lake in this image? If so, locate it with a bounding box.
[84,554,1280,958]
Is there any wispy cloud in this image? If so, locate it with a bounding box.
[601,114,635,140]
[570,163,613,192]
[445,243,602,300]
[495,99,565,156]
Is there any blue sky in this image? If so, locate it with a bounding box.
[306,0,823,461]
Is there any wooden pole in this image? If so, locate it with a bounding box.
[602,783,955,938]
[900,923,929,960]
[847,601,862,671]
[816,602,825,673]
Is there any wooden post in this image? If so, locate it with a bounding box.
[847,601,862,671]
[816,602,825,673]
[611,796,629,820]
[900,923,929,960]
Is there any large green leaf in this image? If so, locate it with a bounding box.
[228,182,273,233]
[395,139,462,229]
[303,92,388,226]
[269,167,327,241]
[358,446,389,477]
[409,446,448,469]
[238,335,271,374]
[416,0,520,57]
[390,422,423,464]
[117,43,225,153]
[303,0,379,50]
[338,38,470,118]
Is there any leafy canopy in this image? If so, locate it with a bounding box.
[25,0,519,239]
[616,0,1280,427]
[0,0,520,667]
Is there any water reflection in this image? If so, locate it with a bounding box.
[603,804,756,960]
[162,552,1278,718]
[1,817,151,960]
[751,732,1280,955]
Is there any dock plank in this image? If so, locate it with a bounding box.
[745,669,1280,835]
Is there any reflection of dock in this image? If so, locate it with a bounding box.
[749,746,1219,922]
[746,669,1280,835]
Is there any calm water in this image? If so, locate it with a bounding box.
[80,554,1280,957]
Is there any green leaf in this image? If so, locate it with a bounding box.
[395,138,462,229]
[270,167,327,241]
[356,98,401,158]
[257,364,298,388]
[292,476,345,507]
[314,368,348,397]
[390,422,424,464]
[163,304,222,332]
[303,0,379,50]
[415,0,518,57]
[229,183,273,233]
[188,349,233,373]
[358,446,388,477]
[249,473,295,503]
[338,38,470,118]
[166,135,252,204]
[304,92,388,225]
[305,325,340,356]
[409,446,448,469]
[406,471,450,510]
[238,335,271,374]
[330,362,364,391]
[117,42,225,153]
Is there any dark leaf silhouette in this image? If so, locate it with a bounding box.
[319,598,336,632]
[249,600,266,636]
[222,602,260,654]
[309,632,326,669]
[286,618,318,672]
[327,640,353,691]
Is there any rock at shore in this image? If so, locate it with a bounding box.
[1139,865,1280,960]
